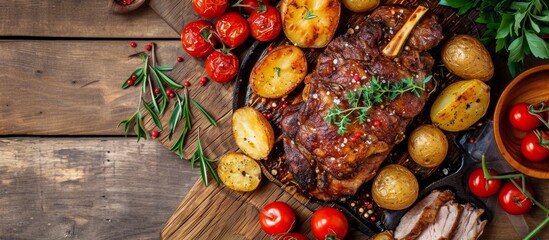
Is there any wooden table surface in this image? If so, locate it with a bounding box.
[1,1,548,239]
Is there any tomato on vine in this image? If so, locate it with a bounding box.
[192,0,228,18]
[521,130,549,162]
[509,102,542,131]
[181,20,217,58]
[498,182,534,215]
[236,0,269,14]
[468,168,501,198]
[205,49,239,83]
[248,4,282,41]
[216,11,250,48]
[259,201,296,236]
[310,207,348,240]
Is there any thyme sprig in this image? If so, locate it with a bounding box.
[481,156,549,240]
[324,76,432,134]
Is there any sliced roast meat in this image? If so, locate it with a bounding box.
[451,203,487,240]
[417,201,463,240]
[394,190,455,240]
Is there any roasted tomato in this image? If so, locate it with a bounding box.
[521,131,549,162]
[181,20,216,58]
[275,233,310,240]
[310,207,348,240]
[205,50,239,83]
[248,5,282,41]
[192,0,228,18]
[259,201,296,235]
[498,182,534,215]
[509,102,542,131]
[468,168,501,198]
[215,12,250,48]
[239,0,269,14]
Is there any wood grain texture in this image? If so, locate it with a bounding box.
[0,137,200,240]
[149,0,201,34]
[0,40,182,135]
[0,0,178,38]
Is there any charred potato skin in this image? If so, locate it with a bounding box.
[250,45,307,99]
[442,35,494,81]
[407,124,448,168]
[232,107,275,160]
[217,152,262,192]
[280,0,341,48]
[371,164,419,211]
[430,79,490,132]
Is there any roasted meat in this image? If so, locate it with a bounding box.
[394,190,455,240]
[451,203,487,240]
[417,201,463,240]
[280,5,443,200]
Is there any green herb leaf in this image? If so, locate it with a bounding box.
[274,67,281,77]
[153,67,183,89]
[169,96,183,139]
[524,31,549,59]
[508,35,524,62]
[496,13,514,39]
[143,99,163,131]
[156,65,173,71]
[304,7,317,20]
[191,99,218,127]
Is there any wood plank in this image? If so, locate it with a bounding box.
[0,137,200,240]
[0,40,183,135]
[0,0,178,38]
[149,0,199,34]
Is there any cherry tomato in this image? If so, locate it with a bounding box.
[521,131,549,162]
[192,0,228,18]
[310,207,348,240]
[259,201,296,236]
[509,102,542,131]
[275,233,310,240]
[248,5,282,42]
[467,168,501,198]
[205,50,239,83]
[181,20,216,58]
[498,182,534,215]
[215,12,250,48]
[239,0,269,14]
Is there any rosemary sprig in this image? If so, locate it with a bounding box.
[191,129,221,186]
[324,75,432,134]
[117,111,147,142]
[481,156,549,240]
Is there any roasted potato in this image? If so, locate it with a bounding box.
[232,107,275,160]
[408,125,448,168]
[369,231,394,240]
[372,164,419,210]
[342,0,379,13]
[442,35,494,81]
[218,152,262,192]
[250,45,307,99]
[280,0,340,48]
[430,79,490,132]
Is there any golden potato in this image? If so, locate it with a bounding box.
[408,125,448,168]
[430,79,490,132]
[280,0,340,48]
[218,152,262,192]
[232,107,275,160]
[442,35,494,81]
[342,0,379,13]
[372,164,419,210]
[250,45,307,99]
[369,231,394,240]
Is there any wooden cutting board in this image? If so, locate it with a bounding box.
[146,0,549,239]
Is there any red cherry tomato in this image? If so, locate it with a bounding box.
[215,12,250,48]
[259,201,296,236]
[239,0,269,14]
[521,131,549,162]
[248,5,282,42]
[192,0,228,18]
[275,233,310,240]
[181,20,216,58]
[509,102,542,131]
[467,168,501,198]
[498,182,534,215]
[205,50,239,83]
[310,207,348,240]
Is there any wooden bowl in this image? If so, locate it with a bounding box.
[494,64,549,179]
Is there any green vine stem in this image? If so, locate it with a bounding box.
[481,156,549,239]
